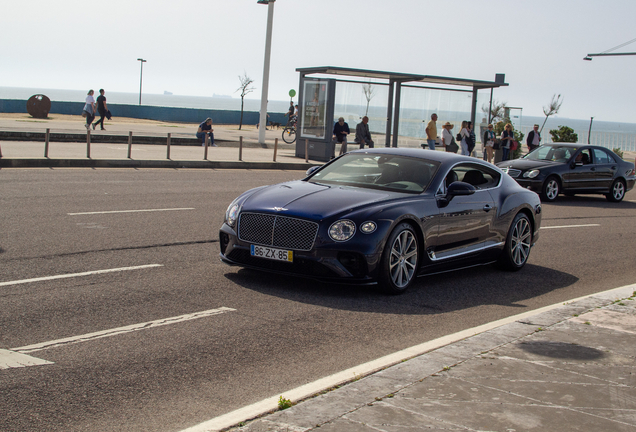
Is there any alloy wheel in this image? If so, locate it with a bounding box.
[389,230,418,288]
[510,217,531,266]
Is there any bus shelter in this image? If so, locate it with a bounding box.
[295,66,508,161]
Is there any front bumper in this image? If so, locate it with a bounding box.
[219,223,382,285]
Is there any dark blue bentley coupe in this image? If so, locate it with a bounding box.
[219,148,542,293]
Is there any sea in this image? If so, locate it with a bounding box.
[2,86,635,151]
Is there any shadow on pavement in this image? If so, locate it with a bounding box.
[224,263,578,315]
[518,341,606,360]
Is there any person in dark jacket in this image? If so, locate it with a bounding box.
[92,89,108,130]
[526,124,541,152]
[332,117,350,158]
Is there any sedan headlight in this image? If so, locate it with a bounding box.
[523,169,540,179]
[226,203,239,227]
[329,220,356,242]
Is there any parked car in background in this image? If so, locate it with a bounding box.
[497,144,635,202]
[219,149,542,294]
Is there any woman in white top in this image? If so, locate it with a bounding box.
[83,90,96,129]
[441,122,456,152]
[459,120,470,156]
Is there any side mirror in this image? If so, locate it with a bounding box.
[571,161,583,169]
[438,181,476,207]
[305,165,321,177]
[447,181,476,196]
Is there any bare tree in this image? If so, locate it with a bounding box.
[482,99,507,124]
[362,83,375,116]
[540,94,563,134]
[235,72,255,130]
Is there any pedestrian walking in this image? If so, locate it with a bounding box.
[458,121,470,156]
[83,90,95,130]
[92,89,108,130]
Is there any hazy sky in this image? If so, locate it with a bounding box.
[2,0,635,122]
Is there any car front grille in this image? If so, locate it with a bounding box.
[501,168,521,178]
[238,212,318,251]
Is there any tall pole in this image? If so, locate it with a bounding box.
[137,58,146,105]
[258,1,275,145]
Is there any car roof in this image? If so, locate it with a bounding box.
[347,147,478,163]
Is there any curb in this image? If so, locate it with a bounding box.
[182,283,636,432]
[0,158,316,170]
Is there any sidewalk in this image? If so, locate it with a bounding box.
[208,284,636,432]
[0,113,316,170]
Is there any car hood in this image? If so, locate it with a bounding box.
[240,180,394,220]
[498,159,559,170]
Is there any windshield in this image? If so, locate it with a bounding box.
[524,145,577,162]
[308,153,439,193]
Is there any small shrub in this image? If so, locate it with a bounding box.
[613,148,624,159]
[278,396,293,410]
[549,125,578,143]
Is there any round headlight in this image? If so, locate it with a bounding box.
[226,203,239,227]
[329,220,356,242]
[523,169,540,179]
[360,221,377,234]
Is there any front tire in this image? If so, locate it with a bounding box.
[379,223,419,294]
[541,176,560,202]
[497,212,532,271]
[606,179,626,202]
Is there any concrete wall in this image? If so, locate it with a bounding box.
[0,99,285,125]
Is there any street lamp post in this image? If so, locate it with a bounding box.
[257,0,276,145]
[137,58,147,105]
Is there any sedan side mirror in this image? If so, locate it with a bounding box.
[571,161,583,169]
[305,165,321,177]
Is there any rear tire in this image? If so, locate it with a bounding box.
[497,212,532,271]
[378,223,419,294]
[606,179,626,202]
[541,176,560,202]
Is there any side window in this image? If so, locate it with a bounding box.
[576,149,592,165]
[452,164,501,190]
[593,149,614,164]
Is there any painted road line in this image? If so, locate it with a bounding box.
[540,223,600,229]
[68,208,195,215]
[13,307,236,354]
[0,264,163,288]
[0,349,54,370]
[180,283,636,432]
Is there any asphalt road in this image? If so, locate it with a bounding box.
[1,168,636,432]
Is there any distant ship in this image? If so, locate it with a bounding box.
[164,91,173,95]
[213,94,232,99]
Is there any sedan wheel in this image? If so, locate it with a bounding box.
[379,223,419,294]
[606,179,626,202]
[541,176,560,202]
[497,213,532,271]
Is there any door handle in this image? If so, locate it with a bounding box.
[591,167,596,171]
[483,204,492,212]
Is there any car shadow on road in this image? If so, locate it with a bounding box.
[544,194,636,209]
[223,263,578,315]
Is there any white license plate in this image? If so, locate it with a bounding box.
[250,245,293,262]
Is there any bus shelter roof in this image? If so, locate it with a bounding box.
[296,66,508,90]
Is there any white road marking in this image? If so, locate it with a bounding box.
[0,264,163,288]
[13,307,236,354]
[68,208,195,215]
[0,349,54,370]
[180,283,636,432]
[540,223,600,229]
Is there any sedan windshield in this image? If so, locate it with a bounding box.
[524,145,577,162]
[308,154,439,193]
